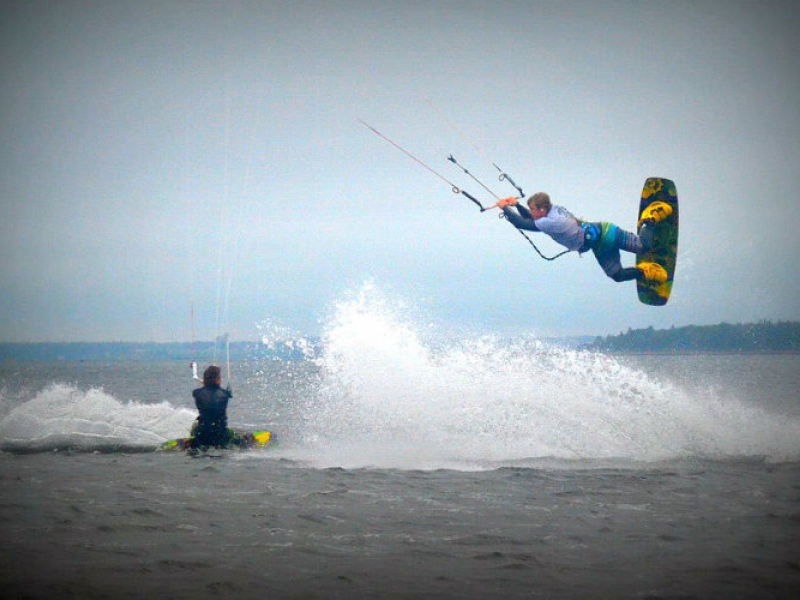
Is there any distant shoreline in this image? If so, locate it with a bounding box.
[0,341,310,362]
[2,320,799,361]
[583,320,800,355]
[2,351,797,364]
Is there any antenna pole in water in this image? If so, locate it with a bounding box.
[190,301,201,381]
[225,332,232,384]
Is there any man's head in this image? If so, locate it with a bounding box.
[527,192,551,218]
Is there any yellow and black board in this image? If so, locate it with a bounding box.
[158,430,273,452]
[636,178,678,306]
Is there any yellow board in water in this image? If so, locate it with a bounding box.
[157,430,274,452]
[252,431,272,447]
[636,178,678,306]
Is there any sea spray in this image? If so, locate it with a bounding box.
[0,383,195,452]
[292,284,800,468]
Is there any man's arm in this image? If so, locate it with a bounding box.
[502,205,540,232]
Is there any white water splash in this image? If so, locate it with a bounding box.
[0,383,195,451]
[293,283,800,469]
[256,318,318,359]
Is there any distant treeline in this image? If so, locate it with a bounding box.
[586,320,800,353]
[3,321,799,360]
[0,340,318,362]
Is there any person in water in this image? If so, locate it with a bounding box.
[190,365,233,449]
[496,192,672,283]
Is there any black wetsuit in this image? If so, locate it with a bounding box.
[191,384,232,448]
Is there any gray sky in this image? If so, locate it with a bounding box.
[2,0,799,342]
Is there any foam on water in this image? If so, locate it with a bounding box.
[291,284,800,469]
[0,383,195,452]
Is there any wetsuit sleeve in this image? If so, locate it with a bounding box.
[192,388,201,409]
[502,205,540,232]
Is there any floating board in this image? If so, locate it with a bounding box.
[636,178,678,306]
[158,430,273,452]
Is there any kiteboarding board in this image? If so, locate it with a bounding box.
[636,177,678,306]
[158,430,273,452]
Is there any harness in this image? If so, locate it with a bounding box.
[580,222,618,255]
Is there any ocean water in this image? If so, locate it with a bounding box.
[2,290,800,598]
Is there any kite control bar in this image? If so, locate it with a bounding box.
[359,119,568,260]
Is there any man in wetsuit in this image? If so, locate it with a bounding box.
[497,192,671,283]
[190,365,233,449]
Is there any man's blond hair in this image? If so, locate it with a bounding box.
[527,192,551,211]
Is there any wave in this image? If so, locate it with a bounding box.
[0,383,195,453]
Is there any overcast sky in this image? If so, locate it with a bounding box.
[1,1,799,342]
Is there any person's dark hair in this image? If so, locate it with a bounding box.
[203,365,221,385]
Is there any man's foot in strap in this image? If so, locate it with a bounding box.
[637,261,668,283]
[638,201,673,227]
